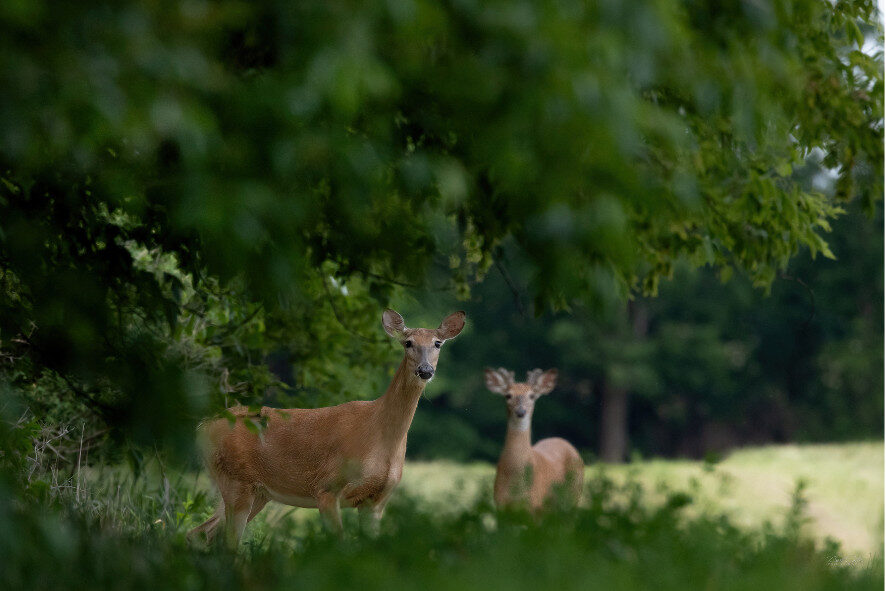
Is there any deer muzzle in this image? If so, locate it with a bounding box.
[415,363,434,380]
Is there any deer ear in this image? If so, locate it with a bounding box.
[485,367,513,395]
[382,309,406,339]
[436,311,466,340]
[528,368,558,396]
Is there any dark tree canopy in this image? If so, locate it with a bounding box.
[0,0,881,449]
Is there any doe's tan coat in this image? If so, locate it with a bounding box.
[187,310,465,546]
[487,368,583,511]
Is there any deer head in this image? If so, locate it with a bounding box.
[383,310,466,381]
[485,367,558,429]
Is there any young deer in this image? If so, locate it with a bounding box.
[188,309,465,546]
[486,367,583,511]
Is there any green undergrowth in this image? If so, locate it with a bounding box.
[0,462,881,591]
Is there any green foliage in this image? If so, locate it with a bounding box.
[0,3,881,586]
[0,0,882,451]
[400,196,882,460]
[0,455,882,591]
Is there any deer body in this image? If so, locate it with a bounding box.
[487,368,583,511]
[188,310,464,546]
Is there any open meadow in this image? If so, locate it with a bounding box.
[28,440,875,591]
[400,442,884,558]
[231,441,882,561]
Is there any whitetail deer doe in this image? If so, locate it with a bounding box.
[486,367,583,511]
[188,309,465,546]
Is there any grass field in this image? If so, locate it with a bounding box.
[243,442,883,560]
[9,441,880,590]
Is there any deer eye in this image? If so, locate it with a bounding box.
[434,341,442,348]
[404,341,413,348]
[505,394,512,400]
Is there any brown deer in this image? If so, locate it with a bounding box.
[485,367,583,511]
[188,309,465,546]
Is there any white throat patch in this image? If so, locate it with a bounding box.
[509,415,531,432]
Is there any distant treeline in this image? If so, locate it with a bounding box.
[393,201,883,462]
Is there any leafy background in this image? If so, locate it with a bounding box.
[1,0,881,461]
[0,0,882,588]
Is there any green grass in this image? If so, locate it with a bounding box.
[604,442,884,557]
[396,442,883,558]
[226,441,883,569]
[4,442,881,590]
[188,441,885,556]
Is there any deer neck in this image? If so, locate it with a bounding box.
[499,417,533,470]
[374,356,426,448]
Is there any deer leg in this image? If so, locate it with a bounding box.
[218,478,255,549]
[317,492,343,534]
[223,507,250,549]
[570,464,584,505]
[187,501,224,545]
[357,502,384,537]
[246,491,269,523]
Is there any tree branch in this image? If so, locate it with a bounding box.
[495,259,527,318]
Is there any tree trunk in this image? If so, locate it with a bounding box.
[599,381,629,463]
[598,301,649,464]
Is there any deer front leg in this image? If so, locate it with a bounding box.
[358,502,385,537]
[317,492,343,534]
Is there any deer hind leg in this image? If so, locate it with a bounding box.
[217,476,256,549]
[565,455,584,506]
[571,466,584,505]
[246,490,269,523]
[187,501,224,545]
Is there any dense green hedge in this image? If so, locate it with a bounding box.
[0,464,880,591]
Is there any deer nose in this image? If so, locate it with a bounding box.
[515,408,527,418]
[416,363,434,380]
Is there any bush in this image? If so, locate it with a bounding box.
[0,459,880,591]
